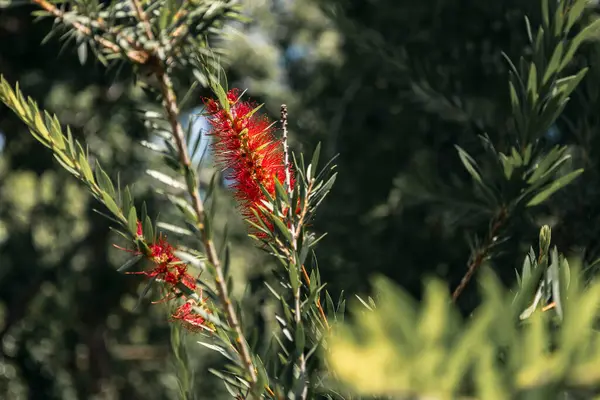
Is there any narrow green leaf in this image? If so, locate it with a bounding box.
[560,18,600,70]
[274,178,289,205]
[128,207,138,236]
[102,192,123,220]
[326,292,336,314]
[209,79,230,113]
[267,212,292,244]
[118,254,143,272]
[167,195,197,224]
[146,169,186,190]
[527,169,584,207]
[537,155,572,184]
[264,282,282,300]
[96,162,116,199]
[541,0,549,30]
[509,80,521,116]
[309,142,321,182]
[542,41,564,84]
[527,62,538,105]
[197,342,236,362]
[566,0,588,33]
[156,222,192,236]
[46,113,66,150]
[510,147,523,167]
[527,146,563,184]
[455,146,483,184]
[144,215,154,242]
[553,68,588,100]
[524,16,533,44]
[502,53,525,92]
[123,186,134,214]
[500,154,514,180]
[554,2,565,37]
[141,202,148,226]
[79,153,94,183]
[354,294,374,311]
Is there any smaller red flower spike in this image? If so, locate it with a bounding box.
[138,237,196,290]
[117,222,196,292]
[204,89,294,232]
[171,302,209,332]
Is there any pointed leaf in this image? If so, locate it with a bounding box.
[118,254,143,272]
[527,169,584,207]
[128,207,138,236]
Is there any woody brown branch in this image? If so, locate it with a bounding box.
[451,207,508,303]
[31,0,149,64]
[129,0,154,40]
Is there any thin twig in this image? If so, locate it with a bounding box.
[451,207,508,302]
[129,0,154,40]
[281,104,292,196]
[280,105,308,400]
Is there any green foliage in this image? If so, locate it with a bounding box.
[328,230,600,399]
[7,0,600,398]
[0,75,157,245]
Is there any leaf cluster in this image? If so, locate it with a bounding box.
[328,229,600,400]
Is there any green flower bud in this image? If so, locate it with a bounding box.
[539,225,551,255]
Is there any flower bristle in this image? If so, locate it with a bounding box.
[204,89,294,231]
[117,222,212,332]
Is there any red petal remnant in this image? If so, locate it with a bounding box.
[171,302,210,332]
[140,236,196,290]
[119,223,196,292]
[116,223,210,334]
[204,89,294,231]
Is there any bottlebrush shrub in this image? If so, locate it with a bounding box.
[5,0,600,398]
[0,72,339,398]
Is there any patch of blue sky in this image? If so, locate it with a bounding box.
[180,105,210,165]
[178,105,235,189]
[285,44,309,62]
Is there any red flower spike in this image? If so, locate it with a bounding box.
[204,89,295,232]
[117,223,196,292]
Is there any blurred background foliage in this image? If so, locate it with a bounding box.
[3,0,600,398]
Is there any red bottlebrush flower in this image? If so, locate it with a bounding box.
[204,89,294,228]
[117,223,196,291]
[171,302,211,332]
[141,237,196,290]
